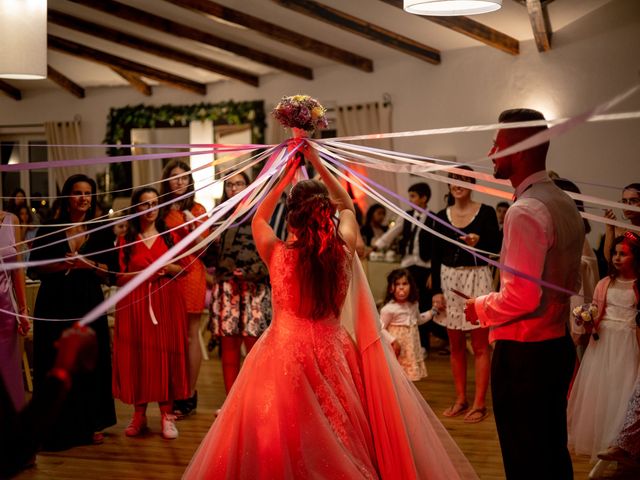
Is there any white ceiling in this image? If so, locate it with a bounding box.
[7,0,616,92]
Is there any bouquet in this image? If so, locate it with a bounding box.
[272,95,328,132]
[572,303,600,340]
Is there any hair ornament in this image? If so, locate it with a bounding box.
[624,230,640,246]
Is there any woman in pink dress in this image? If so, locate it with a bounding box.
[0,210,29,412]
[183,143,478,479]
[113,187,190,439]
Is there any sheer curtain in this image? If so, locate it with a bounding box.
[44,120,87,191]
[336,102,398,209]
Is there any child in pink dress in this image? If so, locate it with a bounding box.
[379,268,443,381]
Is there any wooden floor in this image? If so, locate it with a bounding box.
[15,349,612,479]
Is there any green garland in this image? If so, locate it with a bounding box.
[103,100,266,192]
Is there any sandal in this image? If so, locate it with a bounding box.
[443,402,469,417]
[464,407,489,423]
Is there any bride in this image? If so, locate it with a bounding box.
[183,141,478,479]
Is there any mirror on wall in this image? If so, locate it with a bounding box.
[129,122,252,213]
[105,101,265,208]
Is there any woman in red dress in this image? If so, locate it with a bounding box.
[160,160,208,416]
[113,187,190,439]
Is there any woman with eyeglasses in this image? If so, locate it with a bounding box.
[604,183,640,263]
[208,172,271,401]
[112,187,189,440]
[160,160,208,417]
[430,166,501,424]
[29,174,117,450]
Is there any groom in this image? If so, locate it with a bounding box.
[465,109,583,479]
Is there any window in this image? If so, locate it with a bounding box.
[0,132,53,216]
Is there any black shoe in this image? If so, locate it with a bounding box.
[173,391,197,417]
[173,398,191,417]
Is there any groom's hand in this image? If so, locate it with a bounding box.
[464,298,479,325]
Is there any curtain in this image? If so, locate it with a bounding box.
[336,102,398,210]
[44,121,86,192]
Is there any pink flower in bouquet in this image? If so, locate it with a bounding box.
[272,95,328,132]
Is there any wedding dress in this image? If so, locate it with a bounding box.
[183,241,477,479]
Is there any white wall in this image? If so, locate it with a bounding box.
[1,0,639,247]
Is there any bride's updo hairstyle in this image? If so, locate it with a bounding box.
[286,179,346,319]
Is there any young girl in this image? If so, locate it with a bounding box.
[379,268,442,381]
[113,187,190,439]
[568,232,640,461]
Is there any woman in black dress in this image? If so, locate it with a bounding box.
[30,174,116,450]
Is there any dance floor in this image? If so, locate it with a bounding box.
[14,348,617,479]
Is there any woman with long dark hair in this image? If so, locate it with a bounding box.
[160,160,207,416]
[30,174,116,450]
[184,143,477,479]
[112,187,189,440]
[360,203,388,246]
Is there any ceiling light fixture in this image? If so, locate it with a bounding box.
[404,0,502,16]
[0,0,47,79]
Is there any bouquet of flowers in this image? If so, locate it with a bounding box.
[272,95,328,132]
[572,303,600,340]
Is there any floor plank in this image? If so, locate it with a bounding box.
[16,349,597,479]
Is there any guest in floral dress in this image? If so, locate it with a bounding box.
[208,172,271,395]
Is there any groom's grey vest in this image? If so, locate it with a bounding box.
[516,178,585,326]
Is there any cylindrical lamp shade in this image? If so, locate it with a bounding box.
[404,0,502,16]
[0,0,47,79]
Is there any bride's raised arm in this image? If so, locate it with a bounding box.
[252,153,300,262]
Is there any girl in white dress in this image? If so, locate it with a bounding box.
[568,232,640,461]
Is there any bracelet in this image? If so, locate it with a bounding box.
[48,367,72,390]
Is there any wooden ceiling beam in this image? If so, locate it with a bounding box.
[110,67,152,96]
[67,0,313,79]
[48,35,207,95]
[380,0,519,55]
[48,9,259,87]
[47,65,85,98]
[271,0,440,65]
[164,0,373,72]
[524,0,552,52]
[0,80,21,101]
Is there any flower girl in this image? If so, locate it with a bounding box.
[379,269,443,381]
[568,232,640,460]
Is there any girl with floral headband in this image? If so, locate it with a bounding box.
[568,231,640,461]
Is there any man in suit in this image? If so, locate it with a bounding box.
[465,109,584,479]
